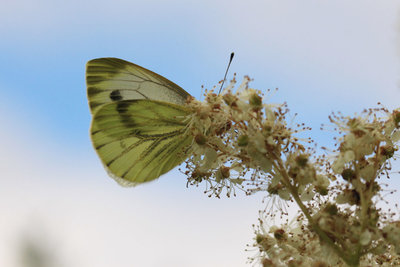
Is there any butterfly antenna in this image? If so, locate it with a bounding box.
[218,52,235,94]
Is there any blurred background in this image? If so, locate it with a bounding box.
[1,0,400,266]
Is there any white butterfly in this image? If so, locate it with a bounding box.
[86,58,192,186]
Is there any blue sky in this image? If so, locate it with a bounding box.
[1,1,400,266]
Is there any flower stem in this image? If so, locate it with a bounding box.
[273,157,360,266]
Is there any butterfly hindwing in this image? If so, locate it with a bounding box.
[90,99,192,186]
[86,58,191,114]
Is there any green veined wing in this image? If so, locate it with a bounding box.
[86,57,190,114]
[86,58,193,186]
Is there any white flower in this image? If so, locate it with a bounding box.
[343,133,356,148]
[359,163,375,182]
[253,132,267,153]
[278,188,291,200]
[343,150,355,162]
[332,155,345,174]
[392,130,400,142]
[300,186,315,201]
[198,147,218,172]
[360,230,372,246]
[315,174,330,188]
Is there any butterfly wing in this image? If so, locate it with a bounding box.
[90,99,192,186]
[86,57,191,114]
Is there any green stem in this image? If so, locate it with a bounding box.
[272,158,359,266]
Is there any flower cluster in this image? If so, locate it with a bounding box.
[182,77,400,266]
[183,76,324,198]
[251,210,400,266]
[249,211,342,267]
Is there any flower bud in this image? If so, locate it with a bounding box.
[238,135,249,146]
[341,168,356,181]
[338,189,360,205]
[218,166,230,179]
[249,93,262,110]
[295,154,308,168]
[267,183,283,195]
[261,258,273,267]
[273,228,286,241]
[195,133,207,145]
[315,186,328,196]
[215,121,232,135]
[393,110,400,127]
[380,145,395,159]
[223,93,237,107]
[323,203,338,215]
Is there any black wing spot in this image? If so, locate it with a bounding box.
[110,90,123,101]
[116,102,130,113]
[115,101,141,133]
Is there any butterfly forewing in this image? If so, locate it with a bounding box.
[90,99,192,185]
[86,58,191,114]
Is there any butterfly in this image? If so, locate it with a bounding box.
[86,58,193,186]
